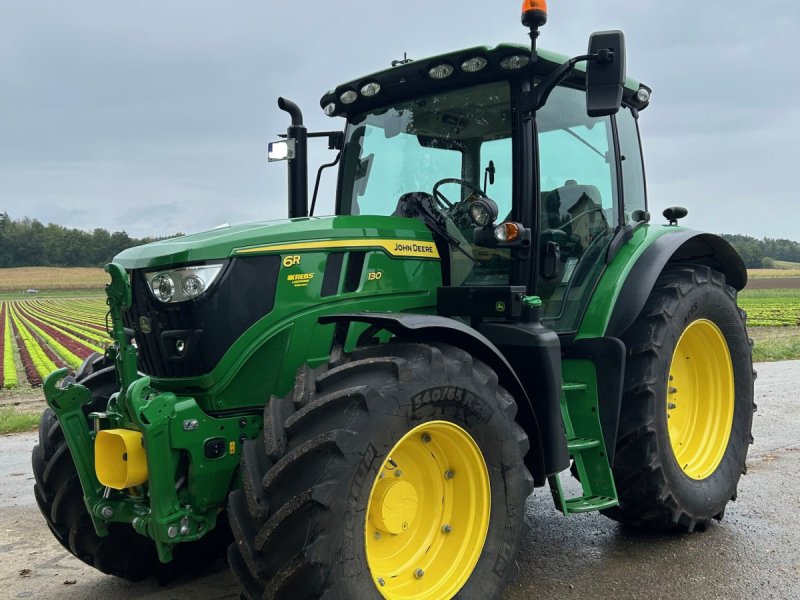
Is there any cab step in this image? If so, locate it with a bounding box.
[549,373,619,515]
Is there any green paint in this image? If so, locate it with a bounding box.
[549,360,618,514]
[113,215,442,270]
[576,224,691,339]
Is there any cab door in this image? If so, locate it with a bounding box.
[535,85,621,333]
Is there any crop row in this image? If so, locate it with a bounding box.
[739,300,800,327]
[0,297,110,388]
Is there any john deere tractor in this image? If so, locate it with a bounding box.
[33,2,754,598]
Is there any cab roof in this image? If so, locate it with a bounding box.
[320,43,649,119]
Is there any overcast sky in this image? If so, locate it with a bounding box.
[2,0,798,240]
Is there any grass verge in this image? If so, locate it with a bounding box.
[0,407,40,434]
[750,327,800,362]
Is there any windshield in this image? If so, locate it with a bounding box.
[337,81,513,285]
[338,81,512,218]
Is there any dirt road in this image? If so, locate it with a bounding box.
[1,361,798,599]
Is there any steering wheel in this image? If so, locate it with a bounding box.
[432,178,486,210]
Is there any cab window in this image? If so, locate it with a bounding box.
[536,85,619,331]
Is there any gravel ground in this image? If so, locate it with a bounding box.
[0,361,797,599]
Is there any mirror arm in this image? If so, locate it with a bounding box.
[533,53,596,112]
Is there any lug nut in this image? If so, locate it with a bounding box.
[444,470,455,480]
[414,568,425,579]
[442,524,452,534]
[180,525,190,536]
[377,578,385,587]
[669,386,678,394]
[374,532,381,540]
[395,469,402,477]
[422,433,432,443]
[668,403,677,410]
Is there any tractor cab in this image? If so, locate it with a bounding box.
[292,36,652,336]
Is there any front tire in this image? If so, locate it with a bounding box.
[228,341,533,599]
[605,265,754,531]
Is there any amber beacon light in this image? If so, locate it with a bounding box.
[521,0,548,28]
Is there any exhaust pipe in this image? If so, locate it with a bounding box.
[278,97,308,218]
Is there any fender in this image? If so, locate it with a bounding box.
[604,230,747,338]
[319,312,549,486]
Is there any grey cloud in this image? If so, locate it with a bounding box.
[2,0,799,240]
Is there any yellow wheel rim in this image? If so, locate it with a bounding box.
[667,319,735,480]
[365,420,491,599]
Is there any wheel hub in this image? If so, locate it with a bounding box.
[369,478,418,535]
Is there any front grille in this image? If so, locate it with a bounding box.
[123,255,281,378]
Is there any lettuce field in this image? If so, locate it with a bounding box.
[1,297,109,388]
[738,288,800,327]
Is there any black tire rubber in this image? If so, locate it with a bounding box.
[603,264,755,532]
[228,341,534,599]
[32,354,231,581]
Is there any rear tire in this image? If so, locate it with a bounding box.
[604,265,754,531]
[32,354,231,581]
[228,341,534,599]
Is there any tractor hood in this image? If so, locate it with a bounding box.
[113,215,438,270]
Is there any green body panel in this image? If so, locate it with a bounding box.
[576,224,691,339]
[113,215,438,269]
[140,217,442,412]
[47,215,442,560]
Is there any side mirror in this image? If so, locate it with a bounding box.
[586,30,626,117]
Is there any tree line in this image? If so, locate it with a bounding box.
[720,234,800,269]
[0,212,797,270]
[0,212,180,268]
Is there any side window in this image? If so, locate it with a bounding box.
[536,85,619,331]
[616,107,647,222]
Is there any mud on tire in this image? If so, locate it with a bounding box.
[228,341,534,599]
[604,264,755,532]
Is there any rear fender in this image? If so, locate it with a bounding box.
[604,231,746,337]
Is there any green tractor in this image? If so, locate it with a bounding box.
[33,2,754,598]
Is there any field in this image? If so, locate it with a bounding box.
[738,288,800,327]
[0,296,109,389]
[0,266,107,292]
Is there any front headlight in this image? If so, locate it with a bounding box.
[145,263,226,304]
